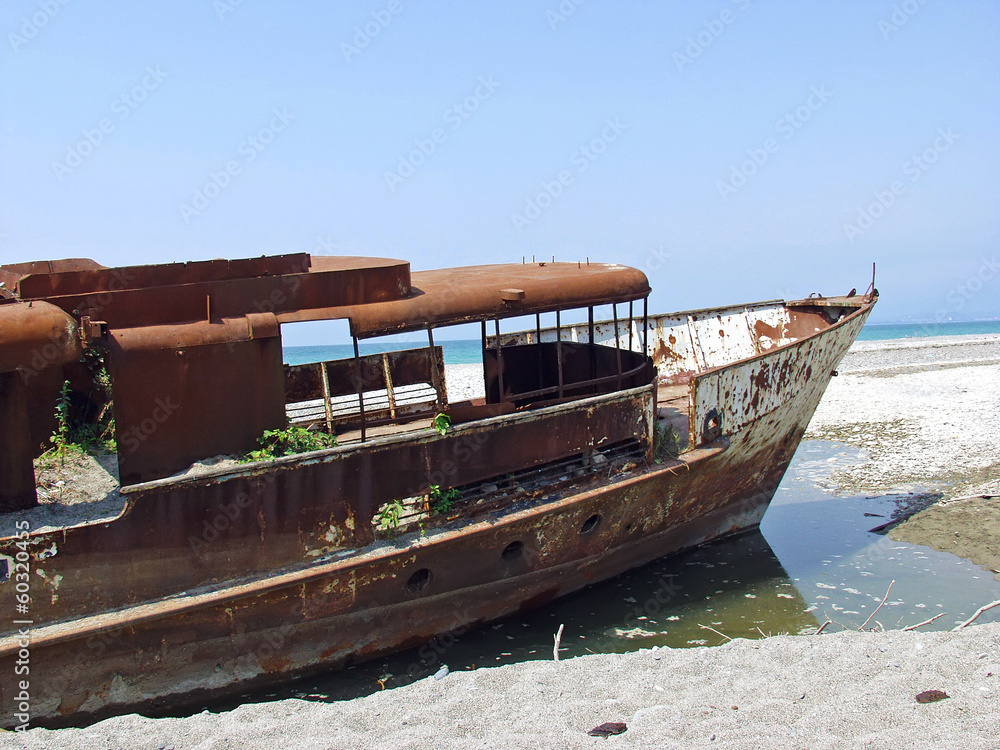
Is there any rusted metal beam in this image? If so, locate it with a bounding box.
[15,255,312,299]
[0,373,36,510]
[347,262,649,338]
[0,301,81,374]
[30,256,412,329]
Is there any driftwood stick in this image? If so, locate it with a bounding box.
[698,623,732,642]
[941,493,997,505]
[815,620,832,634]
[858,580,895,631]
[953,599,1000,631]
[553,623,565,661]
[902,612,947,631]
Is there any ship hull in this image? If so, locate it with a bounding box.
[0,299,871,727]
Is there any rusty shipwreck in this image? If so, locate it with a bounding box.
[0,254,877,726]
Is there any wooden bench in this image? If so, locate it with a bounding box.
[284,347,447,432]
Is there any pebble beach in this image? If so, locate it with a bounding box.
[4,334,999,749]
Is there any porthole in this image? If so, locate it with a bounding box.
[406,568,432,594]
[580,514,601,534]
[501,541,524,563]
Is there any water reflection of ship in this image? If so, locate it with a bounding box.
[198,530,817,713]
[590,529,820,649]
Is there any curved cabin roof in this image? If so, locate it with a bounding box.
[2,254,648,338]
[334,262,650,339]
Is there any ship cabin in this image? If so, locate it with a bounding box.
[0,254,666,538]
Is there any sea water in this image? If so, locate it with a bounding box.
[856,320,1000,341]
[283,321,1000,367]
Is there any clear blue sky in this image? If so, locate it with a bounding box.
[2,0,998,342]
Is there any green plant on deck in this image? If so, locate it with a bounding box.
[428,484,461,515]
[45,380,78,461]
[80,349,116,453]
[241,426,337,463]
[375,499,405,532]
[653,422,680,463]
[432,413,451,437]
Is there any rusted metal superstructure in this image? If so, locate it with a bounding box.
[0,253,876,726]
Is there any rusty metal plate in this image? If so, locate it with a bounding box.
[15,254,313,299]
[110,320,286,485]
[30,256,411,329]
[690,304,870,445]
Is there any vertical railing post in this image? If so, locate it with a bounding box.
[536,312,543,392]
[613,303,622,390]
[628,300,634,352]
[556,310,564,399]
[381,353,397,420]
[320,361,334,434]
[588,306,596,386]
[643,297,649,357]
[481,319,489,401]
[494,318,505,402]
[427,326,446,410]
[353,336,366,442]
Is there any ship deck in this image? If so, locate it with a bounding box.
[331,380,693,454]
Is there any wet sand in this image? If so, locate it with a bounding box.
[6,335,1000,747]
[888,495,1000,581]
[805,333,1000,580]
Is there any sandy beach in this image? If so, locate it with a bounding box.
[4,334,999,748]
[3,622,997,749]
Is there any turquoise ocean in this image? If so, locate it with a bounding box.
[283,320,1000,367]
